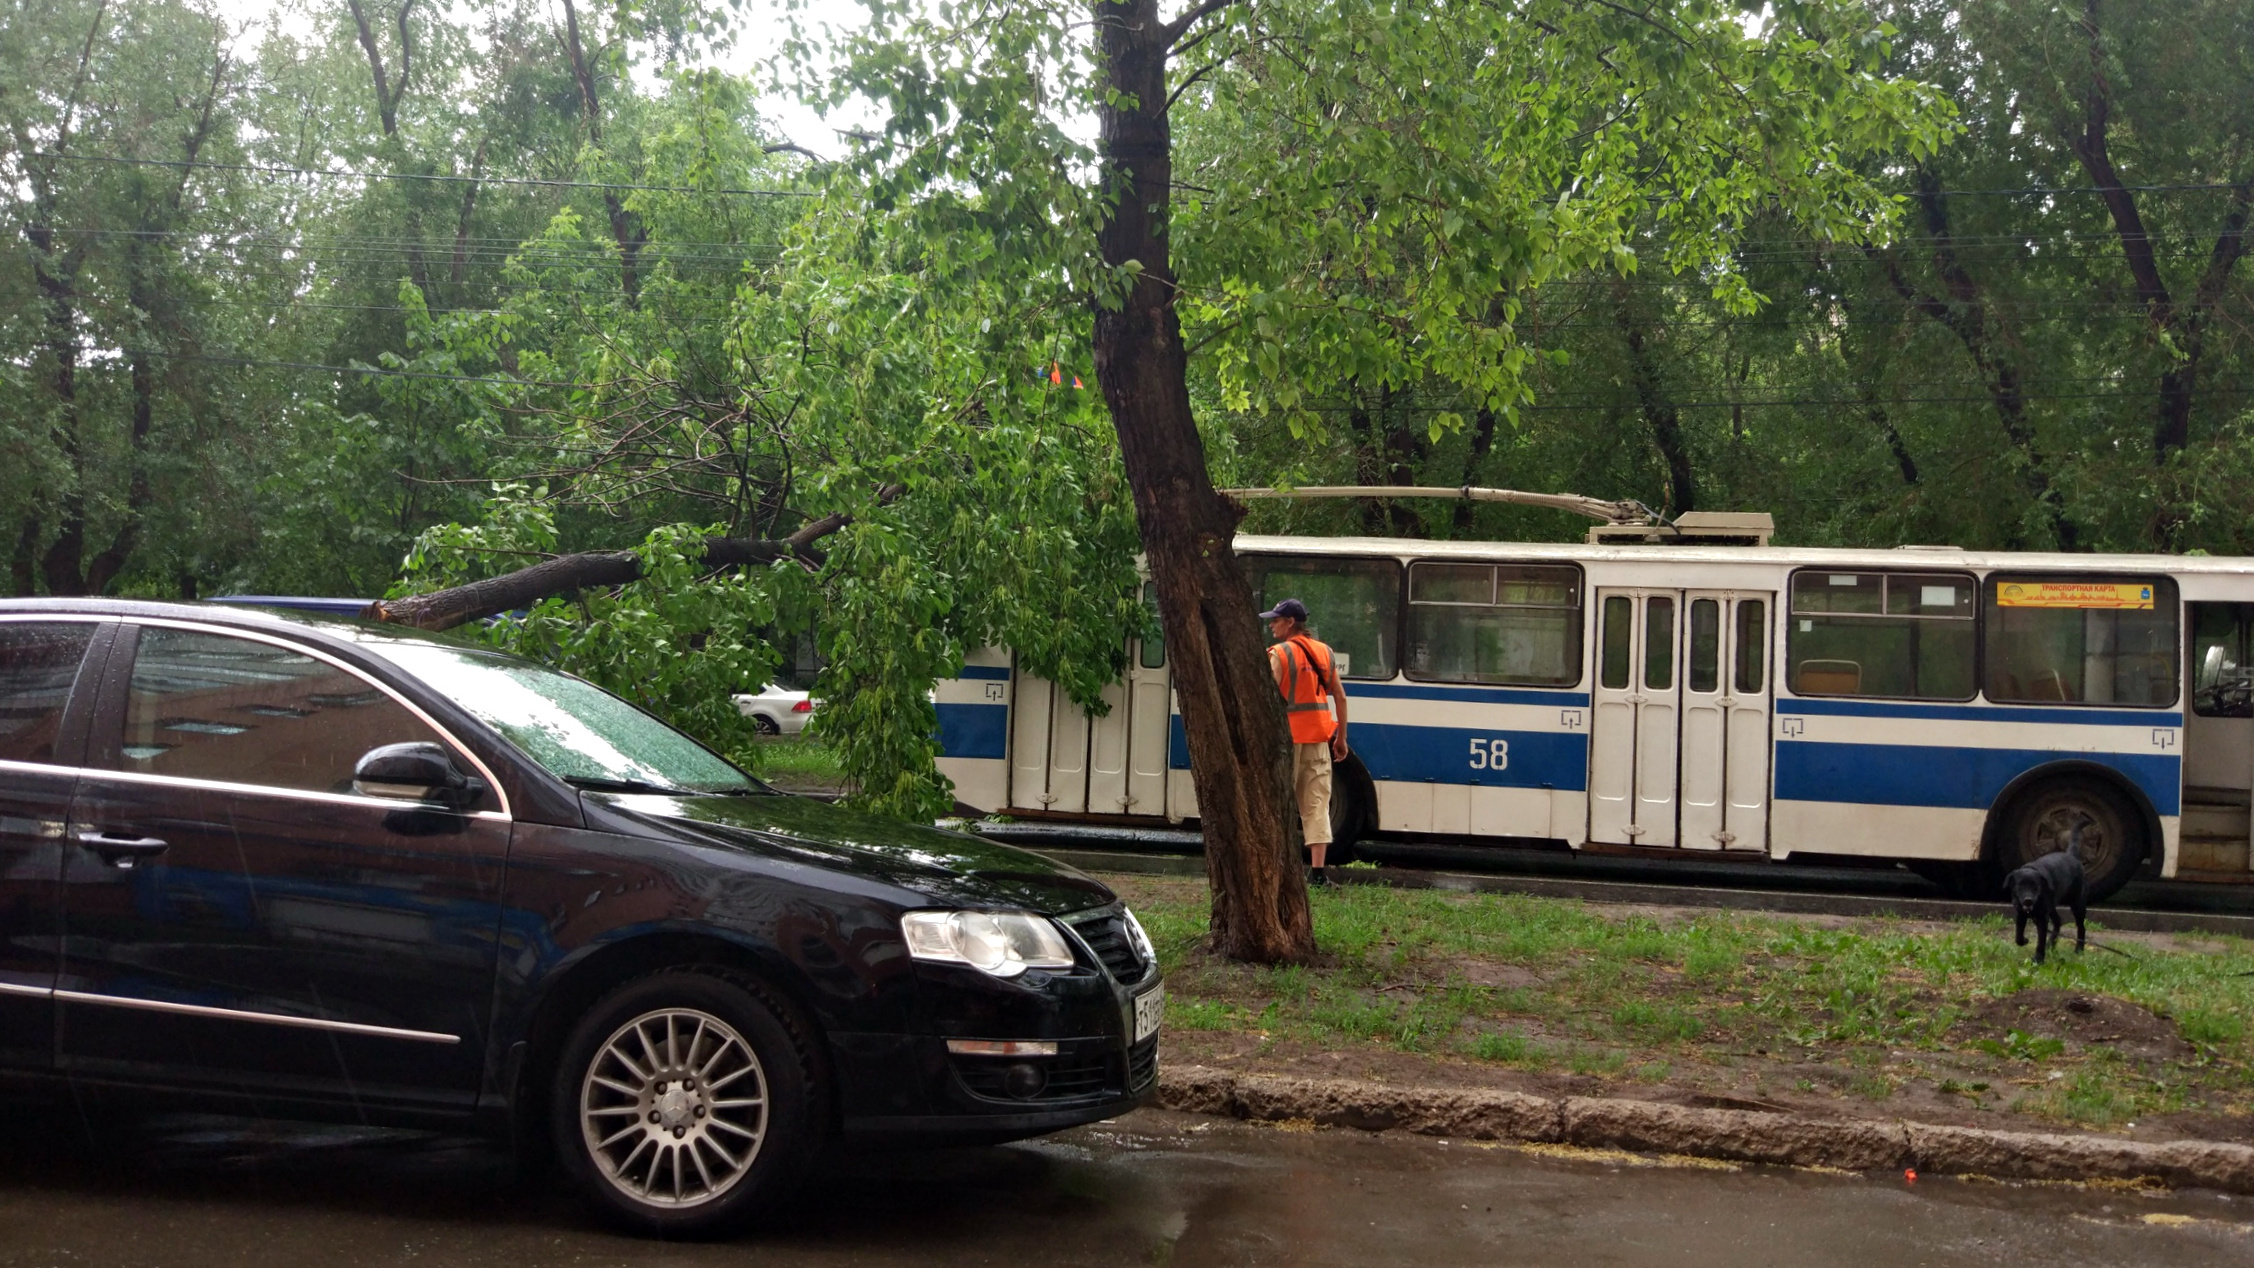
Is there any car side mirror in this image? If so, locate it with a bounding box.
[2200,643,2227,691]
[354,741,484,810]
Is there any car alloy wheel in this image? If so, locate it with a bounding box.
[579,1007,768,1209]
[552,969,817,1236]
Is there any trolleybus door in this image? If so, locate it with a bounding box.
[1089,588,1173,816]
[1011,593,1173,818]
[1123,592,1172,816]
[1679,593,1774,852]
[1589,590,1680,846]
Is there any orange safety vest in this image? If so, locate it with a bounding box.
[1272,633,1339,745]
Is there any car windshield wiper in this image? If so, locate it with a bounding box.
[564,775,768,797]
[564,775,698,796]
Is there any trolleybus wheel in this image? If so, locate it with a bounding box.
[1997,779,2143,902]
[1324,753,1371,865]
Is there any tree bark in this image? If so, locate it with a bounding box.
[1090,0,1311,964]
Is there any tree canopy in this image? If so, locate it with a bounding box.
[5,0,2251,899]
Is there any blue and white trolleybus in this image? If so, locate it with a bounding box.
[935,492,2254,900]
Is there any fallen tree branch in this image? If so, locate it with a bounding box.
[361,491,895,631]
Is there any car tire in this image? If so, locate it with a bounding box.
[1996,778,2144,903]
[751,714,782,736]
[549,968,822,1238]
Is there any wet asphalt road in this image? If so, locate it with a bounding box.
[0,1106,2247,1266]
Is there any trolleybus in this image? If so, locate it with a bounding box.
[934,491,2254,901]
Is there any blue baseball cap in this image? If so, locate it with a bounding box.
[1259,598,1309,621]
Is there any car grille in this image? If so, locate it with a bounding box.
[953,1048,1115,1103]
[1071,913,1147,982]
[1127,1036,1158,1092]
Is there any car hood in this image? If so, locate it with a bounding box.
[582,790,1118,914]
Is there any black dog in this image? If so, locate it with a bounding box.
[2003,825,2088,964]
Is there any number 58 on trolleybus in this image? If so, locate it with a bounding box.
[933,488,2254,901]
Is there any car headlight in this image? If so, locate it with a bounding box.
[900,910,1077,978]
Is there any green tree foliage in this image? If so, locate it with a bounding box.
[1216,1,2254,558]
[6,0,2246,858]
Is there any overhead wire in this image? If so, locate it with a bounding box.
[24,152,819,198]
[96,347,2252,415]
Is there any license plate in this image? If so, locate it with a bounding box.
[1132,983,1164,1044]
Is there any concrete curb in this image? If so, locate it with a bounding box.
[1156,1065,2254,1193]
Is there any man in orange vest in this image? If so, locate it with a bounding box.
[1261,598,1350,880]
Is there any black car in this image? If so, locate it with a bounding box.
[0,601,1162,1235]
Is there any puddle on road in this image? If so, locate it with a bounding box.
[0,1103,2245,1267]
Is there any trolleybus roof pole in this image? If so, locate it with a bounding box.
[1219,485,1658,525]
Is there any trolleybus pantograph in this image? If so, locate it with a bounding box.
[935,488,2254,900]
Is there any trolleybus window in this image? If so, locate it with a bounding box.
[1600,595,1632,690]
[1404,562,1581,687]
[1244,554,1400,680]
[1644,596,1675,691]
[1689,599,1720,694]
[1984,576,2178,707]
[1138,583,1166,669]
[1787,571,1974,700]
[1735,599,1767,693]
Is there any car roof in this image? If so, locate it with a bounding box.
[0,597,491,656]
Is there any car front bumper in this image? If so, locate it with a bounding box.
[827,952,1163,1144]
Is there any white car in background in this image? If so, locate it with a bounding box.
[734,684,816,735]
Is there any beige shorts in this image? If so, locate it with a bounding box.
[1293,741,1333,846]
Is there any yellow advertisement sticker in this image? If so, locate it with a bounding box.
[1995,581,2154,610]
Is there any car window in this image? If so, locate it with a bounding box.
[119,627,446,794]
[366,642,758,794]
[0,622,97,765]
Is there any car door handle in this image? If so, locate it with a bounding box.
[75,830,170,864]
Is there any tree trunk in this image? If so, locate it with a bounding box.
[10,520,38,596]
[1874,173,2074,549]
[1090,0,1311,964]
[31,223,87,597]
[1451,407,1501,536]
[560,0,643,306]
[451,134,488,291]
[1612,278,1696,516]
[2066,0,2253,547]
[86,47,224,596]
[1349,385,1430,536]
[348,0,431,297]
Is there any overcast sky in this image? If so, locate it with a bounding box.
[212,0,884,158]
